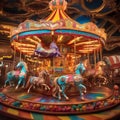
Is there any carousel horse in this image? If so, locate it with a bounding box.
[52,61,87,100]
[94,61,108,86]
[83,60,107,87]
[4,61,28,89]
[35,41,61,57]
[26,70,50,93]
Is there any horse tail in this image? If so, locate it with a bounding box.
[25,76,32,89]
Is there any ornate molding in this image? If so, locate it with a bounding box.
[81,0,106,13]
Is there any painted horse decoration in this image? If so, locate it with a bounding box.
[52,61,87,100]
[4,61,28,89]
[34,41,61,57]
[26,70,50,93]
[83,60,107,87]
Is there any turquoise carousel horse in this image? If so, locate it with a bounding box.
[4,61,28,89]
[52,61,87,100]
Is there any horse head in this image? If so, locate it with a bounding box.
[75,62,86,75]
[16,61,28,73]
[38,70,50,84]
[96,61,106,67]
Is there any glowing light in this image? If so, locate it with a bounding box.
[26,37,39,45]
[68,37,83,45]
[57,35,63,42]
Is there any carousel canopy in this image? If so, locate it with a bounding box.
[10,0,107,56]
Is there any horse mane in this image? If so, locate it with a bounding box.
[96,61,106,66]
[18,61,28,71]
[38,69,50,84]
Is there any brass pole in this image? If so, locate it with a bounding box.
[74,38,76,65]
[100,47,102,61]
[94,49,96,66]
[19,37,22,61]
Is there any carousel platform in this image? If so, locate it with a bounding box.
[0,86,119,119]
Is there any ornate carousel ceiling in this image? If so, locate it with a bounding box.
[0,0,120,57]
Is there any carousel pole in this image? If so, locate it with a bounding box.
[12,35,17,70]
[12,49,16,70]
[74,37,77,70]
[94,49,96,66]
[51,31,55,74]
[100,47,102,61]
[96,48,99,62]
[19,42,22,62]
[87,52,90,65]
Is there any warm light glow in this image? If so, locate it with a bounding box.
[68,37,83,45]
[10,0,107,56]
[26,37,39,45]
[33,36,42,43]
[12,41,36,48]
[57,35,63,42]
[75,40,98,46]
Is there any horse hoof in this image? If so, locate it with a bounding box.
[22,86,25,88]
[66,97,69,101]
[15,86,18,90]
[58,96,62,100]
[59,98,62,100]
[84,90,87,94]
[81,97,85,101]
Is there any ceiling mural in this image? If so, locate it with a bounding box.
[0,0,120,57]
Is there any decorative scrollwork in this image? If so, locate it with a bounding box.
[81,0,106,13]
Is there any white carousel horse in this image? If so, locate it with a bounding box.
[26,70,50,93]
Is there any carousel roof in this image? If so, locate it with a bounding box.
[0,0,120,59]
[10,0,107,56]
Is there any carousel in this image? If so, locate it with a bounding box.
[0,0,120,119]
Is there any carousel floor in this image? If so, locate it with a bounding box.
[0,86,120,120]
[1,86,112,104]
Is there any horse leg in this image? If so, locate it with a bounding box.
[42,84,50,91]
[27,84,33,93]
[15,76,24,89]
[78,83,86,100]
[52,86,58,98]
[60,85,69,100]
[97,75,107,87]
[9,81,13,87]
[4,79,9,87]
[22,78,26,88]
[58,90,62,100]
[102,76,107,85]
[4,77,12,87]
